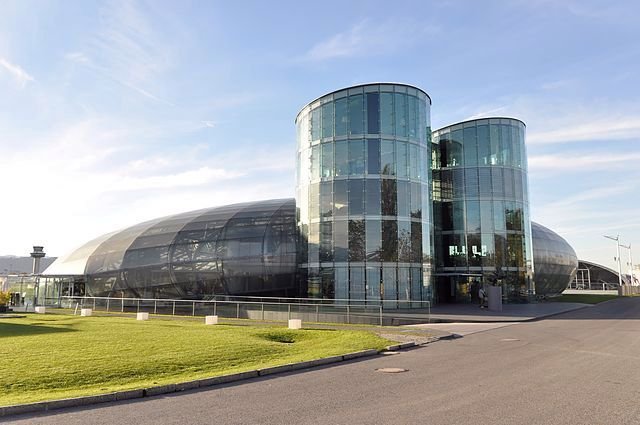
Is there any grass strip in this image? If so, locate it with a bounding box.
[0,314,390,406]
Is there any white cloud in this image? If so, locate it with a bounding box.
[303,19,439,62]
[529,152,640,171]
[528,117,640,145]
[0,57,34,87]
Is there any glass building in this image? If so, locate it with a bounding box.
[432,118,534,303]
[531,221,578,297]
[295,83,433,307]
[41,83,585,308]
[43,199,298,299]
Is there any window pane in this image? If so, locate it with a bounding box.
[397,180,409,217]
[409,144,418,179]
[411,221,422,262]
[321,143,333,178]
[320,181,332,218]
[309,183,319,219]
[465,168,479,198]
[367,139,380,174]
[394,93,407,137]
[491,168,503,197]
[320,221,333,262]
[311,145,320,180]
[335,266,348,300]
[490,124,502,165]
[493,200,505,231]
[311,107,321,141]
[350,266,365,302]
[397,141,408,178]
[348,179,364,215]
[410,182,421,219]
[481,233,495,268]
[381,140,395,176]
[366,179,381,215]
[333,180,348,217]
[348,220,365,261]
[334,141,348,176]
[383,265,397,304]
[367,93,380,134]
[366,266,381,300]
[381,179,397,216]
[480,200,493,233]
[467,233,482,266]
[380,93,394,136]
[463,126,478,166]
[321,267,334,299]
[398,220,411,262]
[334,220,348,262]
[348,139,365,175]
[335,98,347,136]
[366,219,381,261]
[478,168,491,197]
[477,125,490,165]
[321,103,333,139]
[408,96,417,139]
[382,220,398,261]
[348,95,364,135]
[466,200,481,233]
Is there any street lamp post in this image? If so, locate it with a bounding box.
[620,243,634,286]
[604,235,623,288]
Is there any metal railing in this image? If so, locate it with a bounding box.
[50,296,430,326]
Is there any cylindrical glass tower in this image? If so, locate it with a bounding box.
[432,118,534,303]
[295,83,433,308]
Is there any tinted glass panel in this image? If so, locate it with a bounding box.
[381,179,397,216]
[380,93,394,135]
[348,220,365,261]
[366,179,381,215]
[335,98,347,137]
[321,143,333,178]
[367,139,380,174]
[348,95,364,135]
[381,140,395,175]
[366,219,381,261]
[382,220,398,261]
[333,180,348,217]
[367,93,380,134]
[348,179,364,215]
[348,139,365,175]
[321,103,333,139]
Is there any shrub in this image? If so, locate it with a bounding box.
[0,290,10,306]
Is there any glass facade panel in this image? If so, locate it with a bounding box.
[381,179,397,216]
[367,93,380,134]
[394,93,407,137]
[348,139,365,175]
[367,139,380,174]
[348,220,365,261]
[321,143,333,178]
[334,141,348,176]
[366,266,381,300]
[382,220,398,261]
[366,179,381,215]
[335,98,347,136]
[463,126,478,166]
[348,95,364,135]
[334,220,348,262]
[366,220,382,261]
[348,179,364,215]
[381,140,395,175]
[322,103,333,139]
[380,93,394,136]
[333,180,348,217]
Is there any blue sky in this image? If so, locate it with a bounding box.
[1,0,639,274]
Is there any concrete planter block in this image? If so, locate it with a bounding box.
[34,306,46,314]
[136,312,149,321]
[288,319,302,329]
[80,308,92,317]
[205,315,219,325]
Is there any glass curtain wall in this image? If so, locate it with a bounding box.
[296,83,433,308]
[432,118,533,303]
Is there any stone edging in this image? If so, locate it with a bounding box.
[0,342,422,418]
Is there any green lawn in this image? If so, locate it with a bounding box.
[0,314,390,406]
[549,293,619,304]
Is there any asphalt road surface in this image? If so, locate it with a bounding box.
[7,297,640,425]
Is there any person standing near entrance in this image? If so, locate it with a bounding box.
[478,285,487,309]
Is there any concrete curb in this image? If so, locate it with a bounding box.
[1,345,421,418]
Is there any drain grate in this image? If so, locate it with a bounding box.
[376,368,408,373]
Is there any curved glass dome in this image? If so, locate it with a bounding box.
[531,221,578,296]
[45,199,298,299]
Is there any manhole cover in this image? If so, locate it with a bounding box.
[500,338,520,342]
[376,368,408,373]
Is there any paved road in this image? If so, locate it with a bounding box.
[8,297,640,425]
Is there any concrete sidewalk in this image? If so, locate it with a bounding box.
[385,301,591,325]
